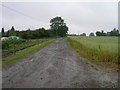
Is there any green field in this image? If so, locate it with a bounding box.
[67,36,119,69]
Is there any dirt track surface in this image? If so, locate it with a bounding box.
[2,38,118,88]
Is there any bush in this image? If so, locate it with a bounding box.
[2,41,9,49]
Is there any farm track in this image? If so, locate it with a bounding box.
[2,38,118,88]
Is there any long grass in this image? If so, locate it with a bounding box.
[67,36,119,70]
[1,38,57,66]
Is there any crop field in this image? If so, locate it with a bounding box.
[67,36,119,69]
[2,38,57,66]
[2,38,50,58]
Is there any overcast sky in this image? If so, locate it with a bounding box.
[1,1,118,35]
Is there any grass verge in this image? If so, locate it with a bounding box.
[1,38,57,66]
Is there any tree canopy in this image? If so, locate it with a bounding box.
[89,32,95,36]
[50,16,68,37]
[80,33,86,36]
[9,26,16,36]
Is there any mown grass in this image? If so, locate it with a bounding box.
[67,36,119,70]
[1,38,57,66]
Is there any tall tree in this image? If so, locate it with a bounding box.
[2,27,5,37]
[9,26,16,36]
[50,16,68,37]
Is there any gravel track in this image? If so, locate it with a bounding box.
[2,38,118,88]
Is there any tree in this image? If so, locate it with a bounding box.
[80,33,86,36]
[9,26,16,36]
[110,28,119,36]
[2,27,5,37]
[46,29,54,37]
[101,30,107,36]
[96,30,106,36]
[57,26,68,37]
[89,32,95,36]
[96,31,101,36]
[50,16,68,37]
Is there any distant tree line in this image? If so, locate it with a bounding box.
[80,33,86,36]
[78,28,119,36]
[79,33,95,36]
[1,26,54,39]
[1,16,69,39]
[96,28,119,36]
